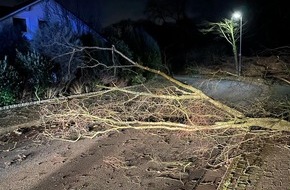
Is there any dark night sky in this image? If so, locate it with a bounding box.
[96,0,290,50]
[99,0,147,27]
[99,0,251,24]
[99,0,242,26]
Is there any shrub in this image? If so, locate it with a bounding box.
[16,49,54,87]
[126,27,162,71]
[30,22,83,83]
[131,73,147,85]
[0,88,16,106]
[0,55,21,91]
[0,56,22,106]
[102,20,162,82]
[103,21,162,69]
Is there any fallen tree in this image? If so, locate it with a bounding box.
[36,45,290,189]
[39,45,290,140]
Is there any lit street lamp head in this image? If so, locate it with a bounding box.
[232,11,242,20]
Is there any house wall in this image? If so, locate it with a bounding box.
[14,2,45,39]
[0,0,93,40]
[0,1,45,40]
[44,0,91,35]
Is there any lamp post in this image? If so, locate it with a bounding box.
[232,11,242,76]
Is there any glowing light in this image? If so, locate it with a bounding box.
[232,11,242,20]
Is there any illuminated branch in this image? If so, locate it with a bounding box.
[200,19,240,75]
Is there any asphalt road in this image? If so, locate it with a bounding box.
[174,75,290,107]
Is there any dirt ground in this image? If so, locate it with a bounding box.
[1,56,290,190]
[1,124,289,190]
[0,126,227,190]
[1,105,290,190]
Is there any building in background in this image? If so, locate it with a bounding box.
[0,0,98,40]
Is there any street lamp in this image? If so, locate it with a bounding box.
[232,11,242,76]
